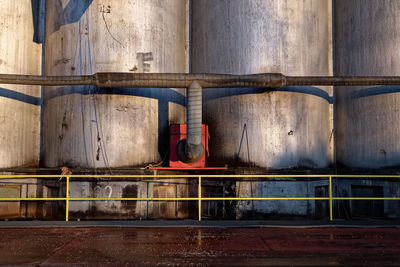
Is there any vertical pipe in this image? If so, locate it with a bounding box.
[185,81,203,161]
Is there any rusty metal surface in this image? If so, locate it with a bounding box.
[0,227,400,266]
[2,73,400,88]
[43,0,188,169]
[0,0,41,169]
[335,0,400,169]
[192,0,332,170]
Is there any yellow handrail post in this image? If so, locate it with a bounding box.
[66,176,69,222]
[198,176,202,222]
[329,176,333,221]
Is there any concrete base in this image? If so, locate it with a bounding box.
[1,226,400,266]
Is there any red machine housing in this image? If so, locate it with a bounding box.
[149,124,226,170]
[169,124,209,168]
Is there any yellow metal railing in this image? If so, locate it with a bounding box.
[0,174,400,221]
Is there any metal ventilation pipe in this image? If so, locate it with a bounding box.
[184,81,203,162]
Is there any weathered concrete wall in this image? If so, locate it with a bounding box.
[0,0,41,168]
[0,173,397,220]
[334,179,400,219]
[335,0,400,168]
[0,175,64,219]
[236,179,326,218]
[43,0,188,168]
[69,180,190,219]
[236,178,400,219]
[192,0,332,169]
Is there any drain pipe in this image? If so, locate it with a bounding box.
[184,81,203,162]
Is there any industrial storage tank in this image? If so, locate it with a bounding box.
[335,0,400,168]
[192,0,332,169]
[43,0,188,168]
[0,0,42,168]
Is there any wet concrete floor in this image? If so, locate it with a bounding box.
[0,227,400,266]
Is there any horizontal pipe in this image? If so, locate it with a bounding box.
[94,73,285,88]
[0,74,93,86]
[284,76,400,86]
[2,73,400,88]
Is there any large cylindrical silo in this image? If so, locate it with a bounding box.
[192,0,332,169]
[335,0,400,168]
[0,0,41,167]
[43,0,187,168]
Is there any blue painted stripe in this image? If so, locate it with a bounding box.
[203,86,333,104]
[44,85,186,106]
[0,87,41,106]
[352,86,400,99]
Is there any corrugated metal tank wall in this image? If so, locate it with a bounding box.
[0,0,41,168]
[43,0,188,168]
[335,0,400,168]
[192,0,332,169]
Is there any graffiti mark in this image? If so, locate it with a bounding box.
[94,185,112,198]
[54,58,71,66]
[94,186,101,197]
[129,65,138,72]
[99,4,111,14]
[116,105,128,112]
[137,52,153,73]
[99,4,124,47]
[122,185,138,211]
[105,186,112,198]
[96,146,100,161]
